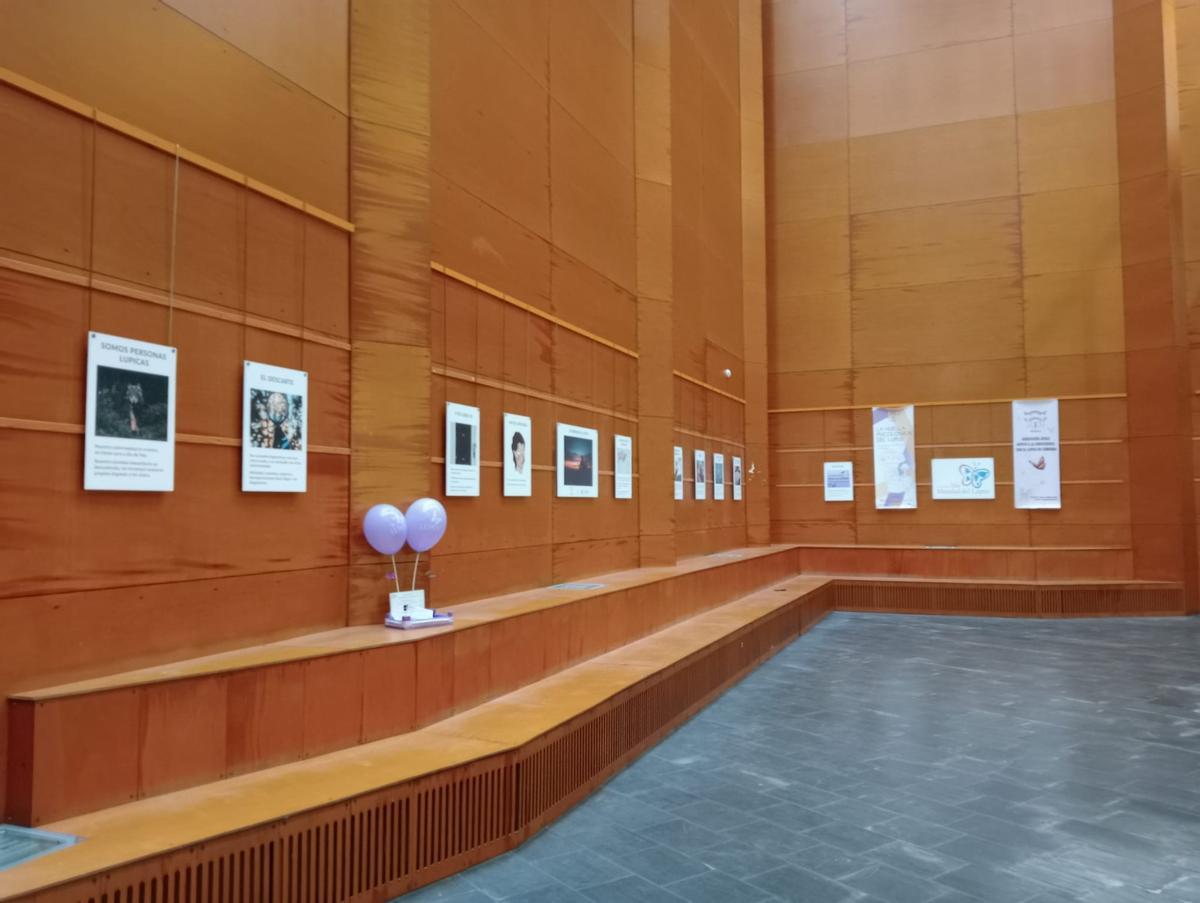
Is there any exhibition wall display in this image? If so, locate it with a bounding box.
[614,435,633,499]
[84,332,177,492]
[872,405,916,509]
[732,456,743,501]
[242,361,308,493]
[503,413,532,497]
[713,453,725,500]
[445,402,481,497]
[557,422,599,498]
[1013,400,1061,509]
[931,458,995,500]
[673,446,684,500]
[693,450,707,500]
[824,462,853,502]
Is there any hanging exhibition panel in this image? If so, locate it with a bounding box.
[503,412,532,497]
[84,331,177,492]
[872,405,916,509]
[242,361,308,493]
[1012,399,1061,509]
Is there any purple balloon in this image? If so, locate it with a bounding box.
[362,504,407,555]
[406,497,448,552]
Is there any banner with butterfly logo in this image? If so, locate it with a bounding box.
[1012,399,1061,509]
[931,457,995,500]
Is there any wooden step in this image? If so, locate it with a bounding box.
[6,546,801,824]
[0,574,834,903]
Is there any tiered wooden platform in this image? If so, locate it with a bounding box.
[0,548,1185,903]
[0,559,833,903]
[6,546,802,827]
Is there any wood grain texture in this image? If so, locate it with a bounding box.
[0,0,348,216]
[763,0,1169,585]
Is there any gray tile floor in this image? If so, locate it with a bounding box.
[396,612,1200,903]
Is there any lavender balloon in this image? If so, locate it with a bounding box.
[362,504,407,555]
[405,498,448,552]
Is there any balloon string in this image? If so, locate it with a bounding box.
[389,553,400,594]
[412,552,420,592]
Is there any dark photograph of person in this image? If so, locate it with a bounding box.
[95,366,169,442]
[562,435,594,486]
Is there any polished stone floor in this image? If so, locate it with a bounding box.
[397,612,1200,903]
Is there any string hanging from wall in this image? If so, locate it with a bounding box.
[167,144,180,345]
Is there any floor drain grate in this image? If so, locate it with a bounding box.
[0,825,78,871]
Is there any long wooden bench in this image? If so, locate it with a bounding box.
[6,546,802,825]
[0,575,836,903]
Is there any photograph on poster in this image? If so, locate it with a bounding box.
[503,412,532,497]
[713,453,726,500]
[732,456,743,501]
[614,434,633,499]
[872,405,917,509]
[84,332,177,492]
[931,457,994,500]
[557,422,599,497]
[1013,399,1061,509]
[242,361,308,492]
[823,461,854,502]
[694,450,707,500]
[673,446,684,500]
[95,367,169,441]
[445,402,481,496]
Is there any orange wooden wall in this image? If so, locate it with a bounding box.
[0,2,353,821]
[763,0,1195,590]
[416,0,766,607]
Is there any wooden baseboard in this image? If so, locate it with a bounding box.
[829,577,1186,618]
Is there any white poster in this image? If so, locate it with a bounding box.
[732,456,743,501]
[673,446,684,500]
[614,434,633,499]
[1013,399,1061,509]
[242,361,308,492]
[445,402,481,496]
[823,461,854,502]
[503,412,532,497]
[873,405,917,509]
[713,453,726,500]
[557,422,599,498]
[932,457,995,500]
[694,450,707,500]
[84,331,177,492]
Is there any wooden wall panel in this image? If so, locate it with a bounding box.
[0,71,352,816]
[765,1,1158,585]
[0,0,349,216]
[163,0,350,113]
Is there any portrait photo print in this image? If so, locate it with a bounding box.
[95,366,169,442]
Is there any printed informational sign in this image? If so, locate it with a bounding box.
[614,434,633,499]
[503,412,532,497]
[713,453,726,500]
[84,331,177,491]
[694,449,707,500]
[823,461,854,502]
[557,422,599,498]
[931,457,995,500]
[445,402,481,496]
[673,446,684,500]
[1013,399,1061,509]
[732,456,743,501]
[242,361,308,492]
[873,405,917,509]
